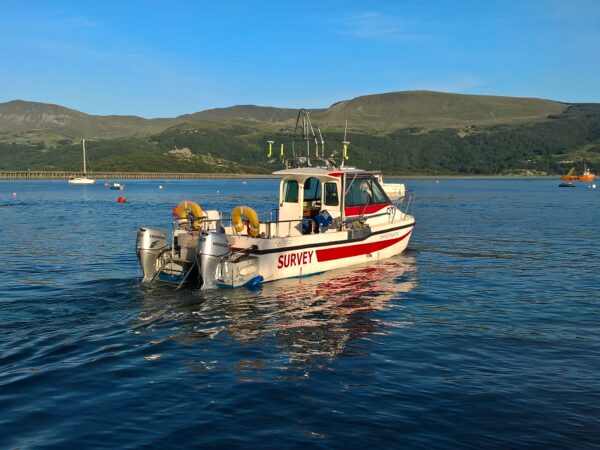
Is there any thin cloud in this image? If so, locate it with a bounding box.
[53,16,99,28]
[339,11,420,41]
[0,14,99,30]
[411,75,486,94]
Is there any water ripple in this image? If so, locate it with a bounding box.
[1,179,599,448]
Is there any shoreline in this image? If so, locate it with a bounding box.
[0,173,562,181]
[384,174,558,179]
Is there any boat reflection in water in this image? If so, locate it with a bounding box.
[135,255,417,367]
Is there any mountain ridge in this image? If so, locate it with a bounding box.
[313,90,567,129]
[1,91,598,176]
[0,90,572,141]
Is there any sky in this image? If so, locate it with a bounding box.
[1,0,599,117]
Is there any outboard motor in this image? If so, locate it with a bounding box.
[136,227,169,282]
[197,231,230,290]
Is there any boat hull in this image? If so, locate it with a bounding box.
[69,177,96,185]
[262,227,412,284]
[579,174,596,182]
[214,220,414,288]
[381,182,406,200]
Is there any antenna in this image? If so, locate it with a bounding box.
[82,138,87,175]
[292,108,318,161]
[342,120,350,162]
[308,115,318,159]
[317,128,325,158]
[267,109,338,170]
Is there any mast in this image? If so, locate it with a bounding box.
[82,139,87,175]
[270,108,343,170]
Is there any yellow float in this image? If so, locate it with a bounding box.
[231,206,260,237]
[175,200,204,230]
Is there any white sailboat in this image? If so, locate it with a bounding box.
[68,139,96,185]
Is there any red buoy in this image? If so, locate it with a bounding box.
[117,196,126,203]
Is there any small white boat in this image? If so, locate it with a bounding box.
[109,182,125,190]
[68,139,95,185]
[378,175,406,200]
[136,109,415,290]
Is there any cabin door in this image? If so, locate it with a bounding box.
[278,178,303,236]
[323,180,342,220]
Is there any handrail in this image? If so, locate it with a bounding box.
[171,217,221,231]
[392,191,413,221]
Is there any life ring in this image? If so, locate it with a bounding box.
[175,200,204,230]
[231,206,260,237]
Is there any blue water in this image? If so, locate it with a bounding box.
[1,178,599,448]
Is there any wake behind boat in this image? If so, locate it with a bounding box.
[136,109,415,289]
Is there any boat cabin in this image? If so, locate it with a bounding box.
[273,167,392,237]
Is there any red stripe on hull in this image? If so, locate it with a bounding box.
[315,229,412,262]
[344,203,391,217]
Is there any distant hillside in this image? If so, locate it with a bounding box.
[0,101,320,141]
[181,105,316,123]
[2,103,598,176]
[314,91,568,129]
[1,91,599,176]
[0,91,570,142]
[0,100,182,140]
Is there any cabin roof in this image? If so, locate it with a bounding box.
[272,167,379,178]
[273,167,334,177]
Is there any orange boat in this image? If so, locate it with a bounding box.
[579,164,596,182]
[561,167,577,182]
[561,163,596,182]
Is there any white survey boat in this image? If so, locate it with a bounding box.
[136,110,414,289]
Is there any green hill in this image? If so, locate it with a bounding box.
[0,92,598,175]
[313,91,568,130]
[0,91,570,141]
[0,101,312,142]
[0,100,183,140]
[180,105,317,123]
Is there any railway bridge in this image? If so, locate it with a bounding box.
[0,171,272,180]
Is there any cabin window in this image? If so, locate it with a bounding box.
[303,177,322,203]
[370,179,389,204]
[324,182,339,206]
[345,178,389,207]
[283,179,299,203]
